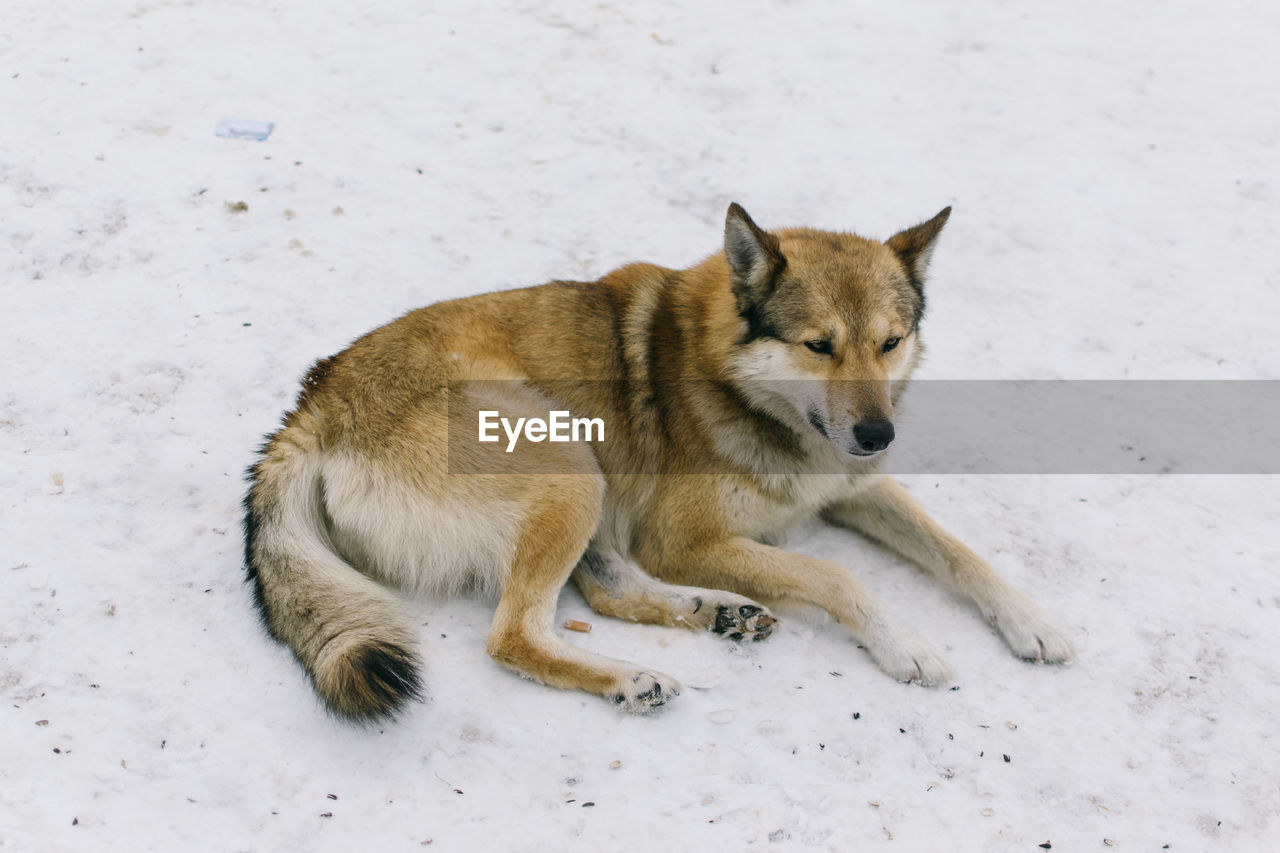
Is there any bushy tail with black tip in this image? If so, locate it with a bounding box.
[243,433,422,722]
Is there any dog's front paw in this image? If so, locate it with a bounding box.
[712,603,777,642]
[864,621,953,686]
[990,597,1075,664]
[611,671,681,714]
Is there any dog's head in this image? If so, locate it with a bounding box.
[722,203,950,458]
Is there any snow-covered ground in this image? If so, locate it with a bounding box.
[3,0,1279,849]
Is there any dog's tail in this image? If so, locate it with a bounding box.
[243,427,422,722]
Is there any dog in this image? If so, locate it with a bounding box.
[242,203,1074,721]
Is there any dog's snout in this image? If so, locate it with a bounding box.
[853,419,895,453]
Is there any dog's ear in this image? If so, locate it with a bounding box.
[887,206,951,292]
[725,203,786,314]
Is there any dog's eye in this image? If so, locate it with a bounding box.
[804,339,833,355]
[882,337,902,353]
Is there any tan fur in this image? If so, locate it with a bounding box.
[243,203,1073,721]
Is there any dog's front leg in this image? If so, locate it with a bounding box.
[822,476,1075,664]
[646,537,952,685]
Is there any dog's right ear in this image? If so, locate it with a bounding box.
[725,203,786,315]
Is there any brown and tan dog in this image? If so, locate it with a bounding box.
[243,204,1074,721]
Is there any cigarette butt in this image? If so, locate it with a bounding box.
[564,619,592,633]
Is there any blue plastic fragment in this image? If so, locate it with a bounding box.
[215,118,275,141]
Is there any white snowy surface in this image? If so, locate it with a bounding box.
[3,0,1279,850]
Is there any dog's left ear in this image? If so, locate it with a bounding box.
[887,206,951,292]
[724,203,786,315]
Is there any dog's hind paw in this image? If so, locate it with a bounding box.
[712,603,777,642]
[611,671,681,714]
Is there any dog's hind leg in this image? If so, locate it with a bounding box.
[572,546,777,641]
[484,472,683,714]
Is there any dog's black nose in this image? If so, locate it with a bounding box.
[853,419,895,453]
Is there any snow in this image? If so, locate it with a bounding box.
[3,0,1279,849]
